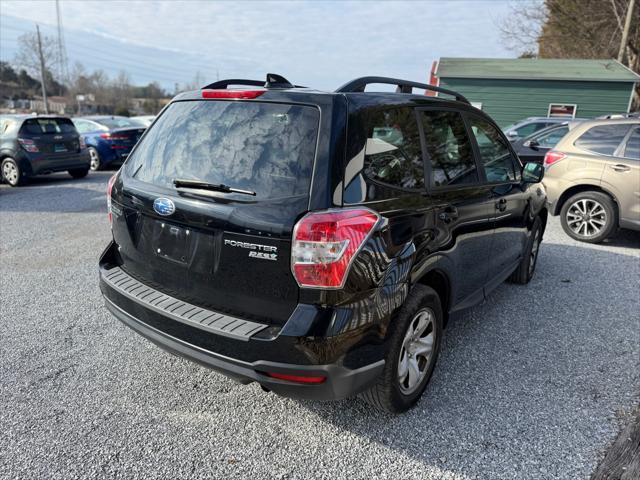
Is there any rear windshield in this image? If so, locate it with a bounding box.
[96,117,147,129]
[20,118,77,135]
[125,100,320,200]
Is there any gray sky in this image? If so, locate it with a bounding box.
[0,0,514,91]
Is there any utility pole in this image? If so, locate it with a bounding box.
[618,0,635,62]
[36,24,49,114]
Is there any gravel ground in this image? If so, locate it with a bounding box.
[1,172,639,480]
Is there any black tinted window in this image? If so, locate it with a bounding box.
[624,128,639,160]
[469,116,517,183]
[362,107,424,190]
[20,118,77,135]
[126,100,319,200]
[420,110,478,187]
[575,124,631,155]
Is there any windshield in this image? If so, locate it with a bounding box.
[125,100,320,200]
[96,117,147,129]
[20,118,77,135]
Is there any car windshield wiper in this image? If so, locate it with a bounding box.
[173,178,256,196]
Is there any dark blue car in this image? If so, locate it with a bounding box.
[73,116,146,170]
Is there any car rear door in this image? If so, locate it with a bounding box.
[418,108,496,309]
[465,113,529,291]
[601,124,640,227]
[110,98,321,326]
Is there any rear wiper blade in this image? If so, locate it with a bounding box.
[173,178,256,196]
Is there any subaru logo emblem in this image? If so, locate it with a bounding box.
[153,198,175,216]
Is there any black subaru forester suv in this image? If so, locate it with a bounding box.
[99,74,547,413]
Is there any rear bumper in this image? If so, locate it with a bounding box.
[98,242,388,401]
[21,151,91,175]
[104,295,384,400]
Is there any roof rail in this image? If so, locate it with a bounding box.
[202,73,301,90]
[335,76,470,104]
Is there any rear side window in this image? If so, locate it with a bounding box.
[363,107,424,190]
[574,124,631,155]
[420,110,478,187]
[126,100,319,200]
[20,118,77,135]
[468,116,517,183]
[623,128,639,160]
[515,122,549,138]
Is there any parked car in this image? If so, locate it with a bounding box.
[544,118,639,243]
[0,114,90,186]
[503,117,579,143]
[131,115,155,127]
[513,122,577,164]
[73,116,146,171]
[99,74,547,413]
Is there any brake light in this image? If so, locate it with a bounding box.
[291,208,379,288]
[18,138,39,153]
[264,372,327,384]
[107,174,117,226]
[543,150,566,168]
[100,133,129,140]
[202,89,265,99]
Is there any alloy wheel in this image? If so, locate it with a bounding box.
[566,199,607,238]
[89,149,100,171]
[529,229,541,275]
[397,308,436,395]
[2,161,18,185]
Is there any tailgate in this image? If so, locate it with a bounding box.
[110,99,320,325]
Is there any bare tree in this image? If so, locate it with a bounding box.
[499,0,548,57]
[14,30,59,84]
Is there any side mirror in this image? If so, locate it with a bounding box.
[523,139,539,150]
[522,162,544,183]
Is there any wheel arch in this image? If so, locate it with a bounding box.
[415,268,451,327]
[554,184,619,216]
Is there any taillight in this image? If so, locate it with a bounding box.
[543,150,566,168]
[202,89,265,99]
[107,174,117,226]
[291,208,379,288]
[79,137,86,149]
[100,133,129,140]
[18,138,39,153]
[264,372,327,384]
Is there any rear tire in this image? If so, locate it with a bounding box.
[360,284,443,413]
[68,168,89,179]
[508,216,543,285]
[88,147,101,171]
[1,158,25,186]
[560,191,617,244]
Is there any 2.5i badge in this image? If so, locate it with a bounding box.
[224,239,278,261]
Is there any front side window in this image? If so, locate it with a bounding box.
[126,100,319,200]
[623,128,639,160]
[362,107,424,190]
[420,110,478,187]
[535,125,569,148]
[515,122,542,138]
[468,116,517,183]
[97,117,147,129]
[574,124,631,156]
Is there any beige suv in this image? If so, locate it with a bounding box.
[543,119,639,243]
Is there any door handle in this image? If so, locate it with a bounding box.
[495,198,507,212]
[438,205,459,223]
[610,164,630,172]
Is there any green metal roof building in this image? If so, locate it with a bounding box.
[432,58,640,127]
